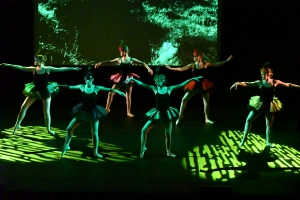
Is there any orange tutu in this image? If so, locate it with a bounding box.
[183,79,214,92]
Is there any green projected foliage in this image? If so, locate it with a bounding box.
[0,126,137,163]
[182,130,300,182]
[35,0,218,65]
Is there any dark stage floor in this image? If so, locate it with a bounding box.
[1,91,300,197]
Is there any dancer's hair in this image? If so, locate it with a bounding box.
[193,49,204,58]
[118,40,129,52]
[260,62,273,77]
[153,67,167,85]
[85,67,94,80]
[34,54,47,64]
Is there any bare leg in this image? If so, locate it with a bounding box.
[106,84,120,113]
[125,83,134,117]
[265,112,275,147]
[61,118,81,157]
[13,96,36,134]
[165,121,176,157]
[202,92,213,124]
[176,90,197,125]
[140,120,156,158]
[42,97,55,135]
[90,120,102,158]
[240,110,260,147]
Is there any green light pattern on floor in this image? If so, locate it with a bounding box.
[0,126,138,163]
[182,130,300,182]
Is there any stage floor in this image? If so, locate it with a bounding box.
[1,100,300,197]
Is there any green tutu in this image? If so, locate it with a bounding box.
[23,82,60,99]
[248,96,283,113]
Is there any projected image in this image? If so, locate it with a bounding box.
[34,0,219,65]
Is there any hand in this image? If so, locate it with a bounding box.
[74,67,82,71]
[1,63,6,67]
[230,82,238,90]
[148,68,153,75]
[94,62,102,68]
[118,91,126,97]
[124,78,133,84]
[165,65,170,69]
[227,55,233,62]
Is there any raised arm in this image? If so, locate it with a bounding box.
[95,86,126,97]
[94,58,120,68]
[47,66,82,73]
[124,78,155,91]
[230,80,260,90]
[165,63,193,72]
[1,63,35,72]
[169,76,203,92]
[131,58,153,75]
[274,80,300,89]
[206,55,233,68]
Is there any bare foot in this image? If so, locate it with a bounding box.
[239,140,245,147]
[127,113,134,117]
[106,108,111,114]
[61,145,70,157]
[176,115,183,125]
[266,143,275,148]
[140,147,147,158]
[94,152,103,158]
[205,119,214,124]
[48,130,55,136]
[167,151,176,157]
[13,125,21,134]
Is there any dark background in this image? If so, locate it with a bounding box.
[1,0,300,117]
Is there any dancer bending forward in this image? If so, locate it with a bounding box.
[60,72,125,158]
[124,72,203,158]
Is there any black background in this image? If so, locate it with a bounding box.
[1,0,300,114]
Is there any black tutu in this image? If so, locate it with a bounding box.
[145,107,179,122]
[70,103,107,122]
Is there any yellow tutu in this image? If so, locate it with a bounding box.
[248,96,283,113]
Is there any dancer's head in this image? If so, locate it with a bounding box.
[154,68,167,86]
[193,49,204,61]
[84,71,94,83]
[34,54,47,66]
[260,62,273,80]
[119,40,129,56]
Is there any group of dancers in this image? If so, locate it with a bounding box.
[1,41,300,158]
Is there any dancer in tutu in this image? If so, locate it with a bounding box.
[94,40,153,117]
[124,69,203,158]
[60,71,126,158]
[230,62,300,147]
[166,49,233,125]
[1,55,81,135]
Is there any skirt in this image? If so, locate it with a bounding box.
[248,96,283,113]
[23,82,60,100]
[110,72,140,84]
[183,79,214,92]
[71,103,107,122]
[145,107,179,122]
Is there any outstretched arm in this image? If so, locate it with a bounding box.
[275,80,300,89]
[165,63,193,72]
[206,55,233,68]
[230,80,260,90]
[131,58,153,75]
[47,66,82,72]
[169,76,203,91]
[1,63,35,72]
[124,78,155,91]
[94,58,120,68]
[57,84,83,90]
[96,86,126,97]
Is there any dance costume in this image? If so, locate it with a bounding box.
[71,87,107,122]
[23,68,59,99]
[110,58,140,84]
[248,81,283,113]
[145,88,179,122]
[184,62,213,92]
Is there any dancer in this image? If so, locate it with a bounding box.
[124,70,203,158]
[94,40,153,117]
[230,62,300,147]
[1,55,81,135]
[166,49,233,125]
[60,71,126,158]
